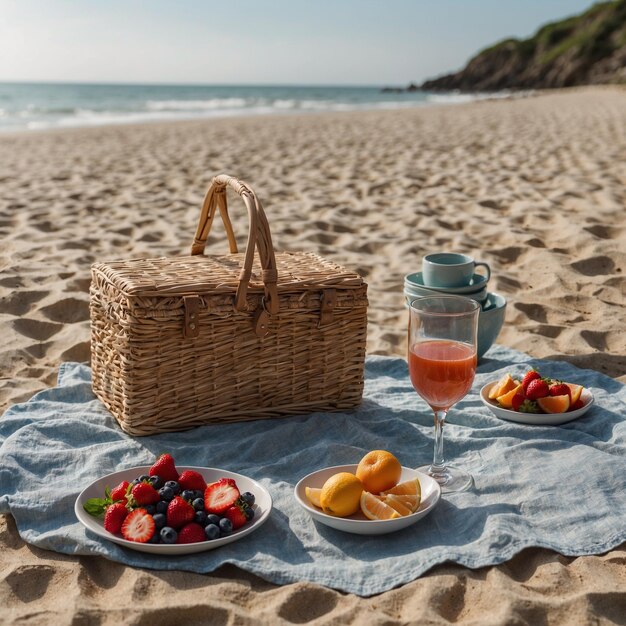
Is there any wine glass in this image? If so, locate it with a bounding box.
[408,295,480,493]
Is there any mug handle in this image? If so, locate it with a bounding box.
[475,262,491,282]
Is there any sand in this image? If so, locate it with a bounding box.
[0,87,625,624]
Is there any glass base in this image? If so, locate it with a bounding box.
[417,464,473,493]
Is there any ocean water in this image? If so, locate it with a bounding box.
[0,82,494,132]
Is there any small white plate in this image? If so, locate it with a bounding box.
[480,381,594,425]
[294,465,441,535]
[75,466,272,554]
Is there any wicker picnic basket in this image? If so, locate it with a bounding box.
[90,174,368,436]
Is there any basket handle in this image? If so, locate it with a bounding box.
[190,175,279,315]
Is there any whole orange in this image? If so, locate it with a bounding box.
[355,450,402,494]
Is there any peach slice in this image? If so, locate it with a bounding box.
[489,373,518,400]
[565,383,583,404]
[496,383,524,409]
[537,394,570,414]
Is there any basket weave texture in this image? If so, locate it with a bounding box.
[90,175,368,436]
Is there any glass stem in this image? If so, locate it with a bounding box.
[431,409,447,475]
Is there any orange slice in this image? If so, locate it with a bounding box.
[496,383,523,409]
[537,394,570,414]
[360,491,400,520]
[382,494,414,516]
[488,373,518,400]
[381,478,421,513]
[565,383,583,404]
[384,494,419,515]
[305,487,322,508]
[382,478,421,497]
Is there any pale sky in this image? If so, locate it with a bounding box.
[0,0,595,85]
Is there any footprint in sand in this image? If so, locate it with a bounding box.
[11,318,62,341]
[4,565,56,603]
[583,224,617,240]
[0,290,49,316]
[514,302,548,324]
[571,255,616,276]
[40,298,89,324]
[580,329,609,352]
[277,586,338,623]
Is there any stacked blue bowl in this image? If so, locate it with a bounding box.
[404,271,506,359]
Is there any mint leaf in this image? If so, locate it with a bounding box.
[83,498,108,517]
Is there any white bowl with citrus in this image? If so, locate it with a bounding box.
[294,451,441,535]
[480,368,594,426]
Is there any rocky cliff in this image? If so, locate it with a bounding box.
[421,0,626,91]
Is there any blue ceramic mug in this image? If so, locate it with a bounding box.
[422,253,491,288]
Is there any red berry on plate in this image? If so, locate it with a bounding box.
[131,482,160,506]
[526,379,550,400]
[522,370,541,392]
[204,478,240,514]
[224,502,248,530]
[570,398,584,411]
[149,453,179,482]
[110,480,131,504]
[177,522,206,544]
[104,502,128,534]
[167,496,195,529]
[178,470,207,492]
[121,508,155,543]
[511,391,526,412]
[549,383,571,399]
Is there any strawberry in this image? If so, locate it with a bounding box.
[178,470,207,492]
[104,502,128,534]
[511,391,526,412]
[131,482,160,506]
[167,495,195,529]
[110,481,131,504]
[224,501,248,530]
[149,453,179,482]
[549,383,571,399]
[121,508,155,543]
[570,399,584,411]
[204,478,240,514]
[526,379,550,400]
[176,522,206,544]
[522,370,542,392]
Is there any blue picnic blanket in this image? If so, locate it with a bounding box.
[0,346,624,596]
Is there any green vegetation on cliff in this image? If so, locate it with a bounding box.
[421,1,626,91]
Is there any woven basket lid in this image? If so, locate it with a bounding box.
[91,251,365,298]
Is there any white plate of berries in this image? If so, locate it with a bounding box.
[74,454,272,554]
[480,368,594,426]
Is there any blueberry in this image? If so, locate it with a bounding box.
[181,489,195,501]
[207,514,221,526]
[165,480,180,494]
[148,532,160,544]
[219,518,233,535]
[131,477,141,485]
[241,492,255,507]
[158,486,175,502]
[143,504,156,515]
[160,526,178,544]
[192,498,204,511]
[193,490,204,500]
[138,474,151,482]
[153,513,167,529]
[194,510,207,525]
[204,523,220,540]
[243,506,255,521]
[148,475,162,489]
[156,500,168,514]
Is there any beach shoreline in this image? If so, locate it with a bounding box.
[1,86,624,624]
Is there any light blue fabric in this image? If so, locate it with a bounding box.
[0,346,624,596]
